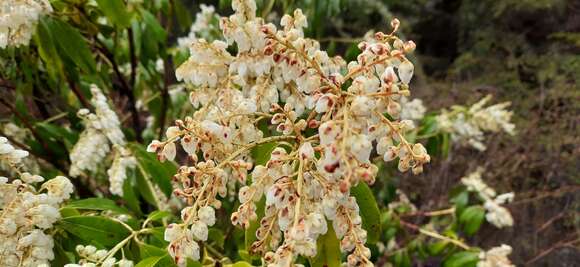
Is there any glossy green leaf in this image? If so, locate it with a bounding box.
[443,251,479,267]
[136,256,163,267]
[123,170,143,215]
[310,223,341,267]
[231,262,253,267]
[251,141,277,166]
[351,182,381,244]
[245,197,265,255]
[34,17,63,80]
[96,0,131,28]
[66,198,129,214]
[46,18,96,73]
[59,216,131,247]
[391,249,411,267]
[138,242,167,258]
[147,210,173,222]
[459,206,486,236]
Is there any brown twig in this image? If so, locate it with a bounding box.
[525,237,580,265]
[128,27,137,88]
[95,38,143,142]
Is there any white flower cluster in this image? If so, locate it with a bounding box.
[400,96,426,121]
[107,146,137,196]
[164,206,216,266]
[1,138,74,267]
[150,1,428,266]
[1,124,40,174]
[0,0,52,48]
[69,85,136,196]
[178,4,220,50]
[477,244,515,267]
[437,95,515,151]
[461,169,514,228]
[0,136,29,166]
[64,245,134,267]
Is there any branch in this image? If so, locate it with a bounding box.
[95,38,143,142]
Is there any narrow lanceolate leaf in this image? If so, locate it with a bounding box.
[459,206,486,236]
[351,182,381,244]
[135,256,163,267]
[443,251,479,267]
[129,142,175,196]
[66,198,129,214]
[46,18,96,74]
[310,223,341,267]
[96,0,132,28]
[59,216,131,247]
[34,17,64,80]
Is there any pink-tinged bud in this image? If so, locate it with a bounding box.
[308,119,320,128]
[391,18,400,31]
[264,46,274,55]
[404,41,416,52]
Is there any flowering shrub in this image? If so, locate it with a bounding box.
[0,0,518,266]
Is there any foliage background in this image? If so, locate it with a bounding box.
[0,0,578,266]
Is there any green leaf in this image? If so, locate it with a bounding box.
[443,251,479,267]
[310,223,341,267]
[139,242,167,258]
[123,170,143,215]
[129,143,175,196]
[427,241,449,256]
[459,206,485,236]
[450,189,469,215]
[66,198,129,214]
[245,197,265,255]
[96,0,132,28]
[351,182,381,244]
[391,249,411,267]
[34,17,64,80]
[147,210,173,222]
[141,10,167,41]
[46,18,96,73]
[59,216,132,247]
[251,141,277,166]
[136,256,163,267]
[231,262,253,267]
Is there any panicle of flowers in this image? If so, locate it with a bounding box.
[0,137,74,267]
[150,0,429,265]
[436,95,515,151]
[69,85,136,196]
[177,4,221,50]
[106,146,137,196]
[477,244,515,267]
[0,136,29,167]
[1,123,39,174]
[461,169,514,228]
[400,96,426,121]
[0,0,52,49]
[63,245,134,267]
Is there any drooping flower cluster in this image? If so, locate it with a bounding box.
[436,95,515,151]
[0,137,74,267]
[477,244,515,267]
[400,96,426,121]
[69,85,136,196]
[149,1,429,265]
[164,206,216,265]
[106,146,137,196]
[461,169,514,228]
[177,4,221,50]
[0,0,52,48]
[0,136,29,167]
[63,245,134,267]
[1,123,40,174]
